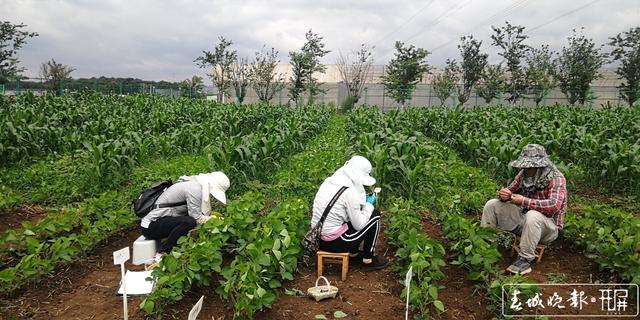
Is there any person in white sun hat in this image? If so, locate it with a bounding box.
[140,171,230,255]
[311,155,389,271]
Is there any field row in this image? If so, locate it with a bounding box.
[0,102,333,296]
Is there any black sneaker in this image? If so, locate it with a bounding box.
[506,255,533,275]
[349,252,363,265]
[361,256,389,271]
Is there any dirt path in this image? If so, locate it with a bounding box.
[0,228,148,320]
[420,209,620,320]
[0,205,48,234]
[256,223,405,320]
[2,222,405,320]
[420,214,491,320]
[1,211,622,320]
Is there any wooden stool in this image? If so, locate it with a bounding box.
[317,251,349,281]
[511,236,546,263]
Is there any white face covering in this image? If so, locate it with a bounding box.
[327,156,376,201]
[181,172,230,215]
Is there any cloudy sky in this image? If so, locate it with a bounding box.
[4,0,638,81]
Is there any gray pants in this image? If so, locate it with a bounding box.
[481,199,559,261]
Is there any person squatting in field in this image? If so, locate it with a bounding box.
[481,144,567,275]
[311,155,390,270]
[140,172,230,259]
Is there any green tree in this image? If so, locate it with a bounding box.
[525,45,556,106]
[195,36,237,103]
[491,21,529,104]
[476,64,506,104]
[336,44,374,109]
[250,46,285,103]
[230,56,250,104]
[179,75,205,99]
[432,59,459,106]
[555,29,607,105]
[0,21,38,84]
[382,41,430,107]
[457,35,488,106]
[40,58,75,95]
[609,27,640,107]
[288,30,330,106]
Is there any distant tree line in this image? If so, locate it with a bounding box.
[1,20,639,107]
[17,76,182,93]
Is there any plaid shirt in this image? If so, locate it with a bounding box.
[508,171,567,229]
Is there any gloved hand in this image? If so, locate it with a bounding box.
[197,215,213,224]
[211,211,224,219]
[366,194,376,205]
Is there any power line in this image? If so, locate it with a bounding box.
[403,0,474,43]
[529,0,603,33]
[430,0,533,53]
[375,0,436,47]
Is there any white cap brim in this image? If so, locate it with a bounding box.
[210,187,227,205]
[362,175,376,186]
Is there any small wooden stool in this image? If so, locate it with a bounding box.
[511,236,546,263]
[317,251,349,281]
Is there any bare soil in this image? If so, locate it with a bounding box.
[420,215,492,320]
[0,211,631,320]
[0,205,47,234]
[0,222,405,320]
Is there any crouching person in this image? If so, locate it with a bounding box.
[141,171,230,260]
[311,155,389,271]
[481,144,567,275]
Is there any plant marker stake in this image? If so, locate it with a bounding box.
[113,247,130,320]
[374,187,381,202]
[188,295,204,320]
[405,266,412,320]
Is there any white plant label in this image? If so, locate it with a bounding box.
[188,295,205,320]
[405,266,413,320]
[113,247,130,265]
[405,265,413,287]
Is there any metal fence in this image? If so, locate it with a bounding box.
[2,78,631,108]
[238,83,628,109]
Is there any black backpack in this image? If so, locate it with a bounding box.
[133,180,186,217]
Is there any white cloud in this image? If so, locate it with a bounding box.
[3,0,638,81]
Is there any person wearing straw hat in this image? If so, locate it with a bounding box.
[311,155,389,271]
[481,144,567,275]
[140,171,230,257]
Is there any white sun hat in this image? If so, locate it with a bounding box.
[194,172,230,215]
[343,155,376,186]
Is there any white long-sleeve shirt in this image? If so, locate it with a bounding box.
[140,180,206,228]
[311,179,375,235]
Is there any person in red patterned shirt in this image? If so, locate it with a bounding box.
[481,144,567,275]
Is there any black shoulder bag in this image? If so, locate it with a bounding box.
[302,186,348,256]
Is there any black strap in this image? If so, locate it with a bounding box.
[154,201,187,209]
[317,186,348,226]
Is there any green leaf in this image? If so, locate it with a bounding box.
[315,315,328,320]
[283,235,291,247]
[434,300,445,312]
[467,272,482,280]
[268,279,282,289]
[428,285,438,300]
[284,288,304,296]
[23,229,36,236]
[333,310,348,318]
[141,299,155,314]
[256,253,271,266]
